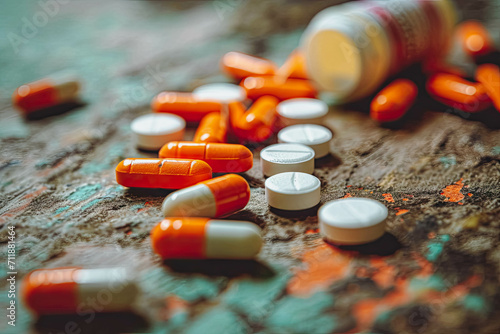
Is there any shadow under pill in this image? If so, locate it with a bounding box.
[270,203,320,219]
[124,187,174,197]
[324,232,402,256]
[163,259,275,278]
[25,101,86,120]
[314,153,342,168]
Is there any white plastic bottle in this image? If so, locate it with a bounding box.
[301,0,457,103]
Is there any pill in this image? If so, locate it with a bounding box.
[193,112,227,143]
[260,143,315,177]
[319,198,388,245]
[278,124,332,158]
[12,73,80,114]
[151,92,221,122]
[241,76,317,101]
[193,83,247,103]
[276,98,328,126]
[265,172,320,211]
[131,113,185,151]
[159,141,253,173]
[232,96,279,142]
[476,64,500,111]
[221,51,277,80]
[370,79,418,122]
[162,174,250,218]
[115,158,212,189]
[277,49,309,80]
[151,218,262,259]
[426,73,492,112]
[21,267,138,315]
[456,20,495,58]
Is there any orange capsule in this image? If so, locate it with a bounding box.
[277,49,309,80]
[426,73,492,112]
[241,76,317,101]
[456,20,495,58]
[159,142,253,173]
[115,158,212,189]
[221,51,277,80]
[151,92,221,122]
[12,74,80,114]
[193,112,227,143]
[151,217,262,259]
[232,96,278,142]
[370,79,418,122]
[476,63,500,111]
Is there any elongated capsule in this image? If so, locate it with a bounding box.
[115,158,212,189]
[162,174,250,217]
[277,49,309,80]
[193,112,227,143]
[159,142,253,173]
[21,267,138,315]
[151,92,221,122]
[426,73,492,112]
[476,64,500,112]
[232,96,278,142]
[241,76,317,101]
[12,73,80,114]
[151,218,262,259]
[456,20,495,58]
[221,51,277,80]
[370,79,418,122]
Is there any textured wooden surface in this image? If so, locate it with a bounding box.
[1,1,500,333]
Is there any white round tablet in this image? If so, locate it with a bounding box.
[192,83,246,103]
[277,98,329,126]
[265,172,321,210]
[319,198,388,245]
[260,143,315,177]
[278,124,332,158]
[131,113,185,150]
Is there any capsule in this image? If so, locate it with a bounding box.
[277,49,309,80]
[221,51,277,80]
[162,174,250,218]
[151,92,221,122]
[241,76,317,101]
[115,158,212,189]
[232,96,278,142]
[426,73,492,112]
[456,20,495,58]
[12,73,80,114]
[476,64,500,111]
[159,142,253,173]
[21,267,138,315]
[370,79,418,122]
[151,218,262,259]
[193,112,227,143]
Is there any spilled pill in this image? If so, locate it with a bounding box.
[115,158,212,189]
[278,124,332,158]
[456,20,495,58]
[277,49,309,80]
[193,83,247,104]
[131,113,185,151]
[162,174,250,218]
[232,96,278,142]
[159,141,253,173]
[151,92,221,122]
[221,51,277,80]
[151,218,262,259]
[260,143,315,177]
[476,63,500,112]
[193,112,227,143]
[241,76,316,101]
[370,79,418,123]
[276,98,328,126]
[265,172,320,211]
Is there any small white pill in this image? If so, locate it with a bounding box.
[193,83,247,103]
[265,172,321,210]
[260,143,315,177]
[278,124,332,158]
[319,198,388,245]
[277,98,329,126]
[131,113,185,151]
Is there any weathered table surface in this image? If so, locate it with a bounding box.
[1,1,499,333]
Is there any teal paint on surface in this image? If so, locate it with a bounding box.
[439,156,456,169]
[265,293,337,334]
[81,198,102,211]
[492,146,500,155]
[185,306,249,334]
[409,275,447,293]
[79,142,126,175]
[131,203,146,211]
[426,234,450,262]
[54,206,70,214]
[0,116,30,139]
[67,184,102,201]
[462,294,489,313]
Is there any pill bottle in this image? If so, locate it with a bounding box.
[301,0,457,104]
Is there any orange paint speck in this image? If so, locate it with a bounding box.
[428,232,436,239]
[458,202,464,205]
[346,185,352,188]
[341,193,352,199]
[468,193,473,197]
[395,209,409,216]
[440,178,465,203]
[402,198,409,201]
[370,191,373,194]
[305,228,319,234]
[382,193,394,203]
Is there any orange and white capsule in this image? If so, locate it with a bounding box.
[476,63,500,112]
[21,267,138,315]
[159,142,253,173]
[12,73,80,115]
[456,20,495,58]
[277,49,309,80]
[221,51,277,80]
[426,73,492,112]
[151,92,221,122]
[193,112,227,143]
[162,174,250,218]
[115,158,212,189]
[232,96,278,142]
[241,76,317,101]
[370,79,418,122]
[151,218,262,259]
